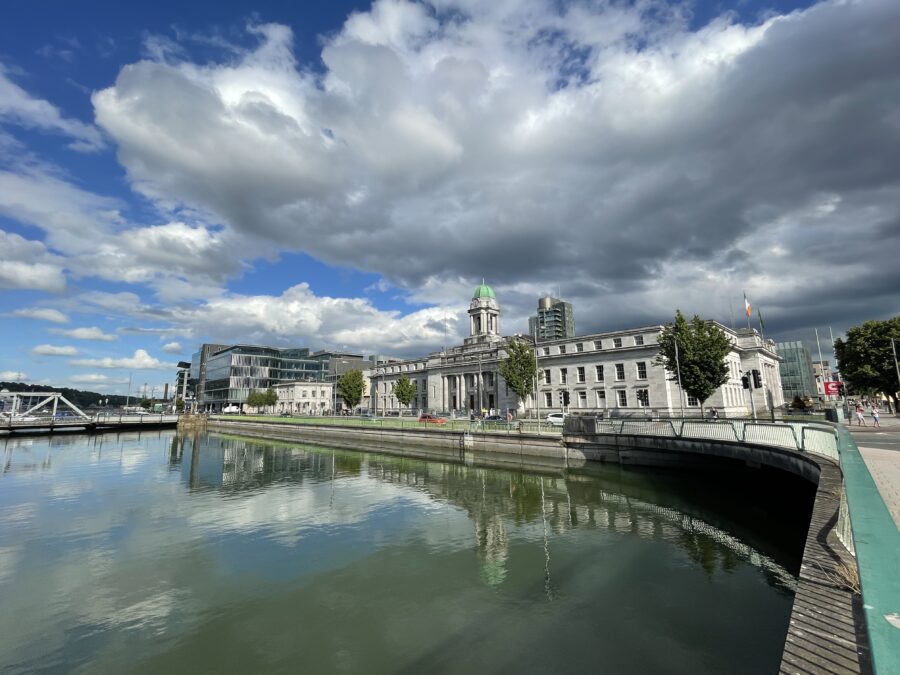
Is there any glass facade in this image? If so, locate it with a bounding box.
[199,345,328,408]
[528,296,575,340]
[776,341,817,401]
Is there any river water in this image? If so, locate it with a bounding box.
[0,430,814,674]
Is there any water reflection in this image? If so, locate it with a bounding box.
[0,430,811,674]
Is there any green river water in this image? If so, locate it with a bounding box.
[0,430,815,674]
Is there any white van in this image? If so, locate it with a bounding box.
[222,405,241,414]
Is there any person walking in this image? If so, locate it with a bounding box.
[854,403,866,426]
[871,405,880,428]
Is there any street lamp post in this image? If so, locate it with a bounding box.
[674,338,685,419]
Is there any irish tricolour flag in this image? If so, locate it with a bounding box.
[744,293,752,318]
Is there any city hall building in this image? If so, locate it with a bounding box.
[364,284,784,418]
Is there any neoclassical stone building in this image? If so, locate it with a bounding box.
[364,284,783,418]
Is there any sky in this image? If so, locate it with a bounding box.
[1,0,898,397]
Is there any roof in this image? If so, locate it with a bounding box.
[473,282,495,299]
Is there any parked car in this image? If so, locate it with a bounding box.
[546,412,567,426]
[484,415,504,422]
[418,413,447,425]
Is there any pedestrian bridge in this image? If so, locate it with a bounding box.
[563,415,899,675]
[0,391,178,434]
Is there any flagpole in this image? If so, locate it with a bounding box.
[815,328,826,400]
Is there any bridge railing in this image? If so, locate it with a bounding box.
[1,413,180,428]
[566,417,839,460]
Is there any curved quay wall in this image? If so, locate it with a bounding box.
[205,416,883,674]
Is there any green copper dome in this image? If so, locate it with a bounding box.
[473,282,495,300]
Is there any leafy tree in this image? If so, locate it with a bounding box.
[264,387,278,411]
[654,310,731,415]
[139,398,152,410]
[246,390,265,409]
[499,338,537,412]
[393,375,416,409]
[338,370,365,410]
[834,317,900,412]
[175,397,184,412]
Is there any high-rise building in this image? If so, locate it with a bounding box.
[776,341,818,401]
[529,296,575,340]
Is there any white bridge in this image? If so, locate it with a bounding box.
[0,391,179,433]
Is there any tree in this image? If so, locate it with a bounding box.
[654,310,731,416]
[393,375,416,409]
[264,387,278,412]
[139,398,151,410]
[498,338,537,413]
[175,397,184,412]
[834,317,900,412]
[246,390,266,410]
[338,370,365,410]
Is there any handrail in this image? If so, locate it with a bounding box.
[834,425,900,674]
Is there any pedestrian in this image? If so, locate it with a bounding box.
[854,403,866,426]
[710,408,719,420]
[871,405,880,428]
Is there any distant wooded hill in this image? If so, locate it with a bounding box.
[0,382,131,409]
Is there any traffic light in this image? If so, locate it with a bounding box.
[741,374,750,389]
[838,382,845,397]
[752,369,762,389]
[558,390,565,406]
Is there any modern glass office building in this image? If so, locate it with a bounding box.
[776,341,818,401]
[528,296,575,340]
[193,345,327,410]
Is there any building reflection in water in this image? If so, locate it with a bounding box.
[178,432,801,593]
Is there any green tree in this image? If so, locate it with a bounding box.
[393,375,416,409]
[338,369,365,410]
[834,317,900,412]
[654,310,731,416]
[264,387,278,412]
[175,397,184,412]
[499,338,537,412]
[246,390,265,409]
[139,398,151,410]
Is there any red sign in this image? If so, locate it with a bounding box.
[823,381,843,395]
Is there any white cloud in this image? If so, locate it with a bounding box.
[50,327,118,341]
[0,64,105,151]
[161,342,183,354]
[12,307,69,323]
[70,349,175,370]
[31,344,78,356]
[0,230,66,292]
[69,373,129,385]
[83,0,900,340]
[0,371,28,381]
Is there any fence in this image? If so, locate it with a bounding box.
[565,417,839,460]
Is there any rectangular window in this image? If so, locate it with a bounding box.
[596,390,606,407]
[543,347,550,356]
[636,362,647,379]
[595,365,604,381]
[543,369,551,385]
[545,392,553,407]
[594,340,602,350]
[578,391,587,407]
[576,343,584,352]
[560,368,568,385]
[559,345,567,355]
[577,366,585,383]
[613,338,622,348]
[636,389,650,407]
[687,396,699,407]
[617,390,627,407]
[634,335,644,346]
[615,363,625,381]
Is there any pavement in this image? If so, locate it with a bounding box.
[845,413,900,529]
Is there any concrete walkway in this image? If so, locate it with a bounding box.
[846,413,900,529]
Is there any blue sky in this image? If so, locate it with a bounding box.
[1,0,898,395]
